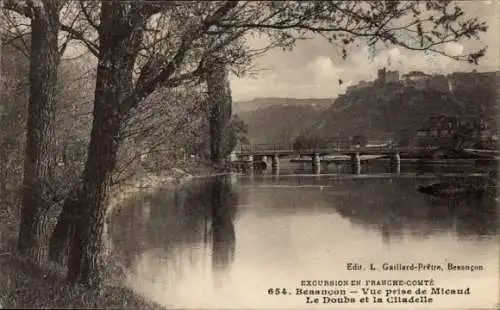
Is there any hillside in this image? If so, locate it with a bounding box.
[237,103,327,144]
[233,97,333,114]
[299,71,499,142]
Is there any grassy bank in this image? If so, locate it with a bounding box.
[0,253,164,309]
[0,205,165,309]
[0,159,220,309]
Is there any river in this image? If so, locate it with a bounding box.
[108,161,499,309]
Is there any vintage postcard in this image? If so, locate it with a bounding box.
[0,0,499,309]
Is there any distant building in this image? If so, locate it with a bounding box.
[386,71,399,83]
[402,71,431,87]
[404,71,428,80]
[447,70,500,93]
[377,67,399,84]
[416,115,493,149]
[401,71,449,91]
[229,151,238,162]
[448,79,454,92]
[346,80,374,93]
[343,68,400,94]
[377,68,386,84]
[416,115,458,148]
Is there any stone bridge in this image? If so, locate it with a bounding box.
[231,143,437,174]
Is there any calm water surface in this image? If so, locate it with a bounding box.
[108,162,499,309]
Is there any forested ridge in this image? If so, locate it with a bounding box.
[237,103,327,144]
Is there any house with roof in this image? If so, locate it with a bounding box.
[416,115,493,149]
[415,115,459,148]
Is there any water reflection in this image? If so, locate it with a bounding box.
[108,175,238,278]
[284,160,494,176]
[108,165,499,309]
[210,177,236,272]
[319,177,497,241]
[235,172,498,242]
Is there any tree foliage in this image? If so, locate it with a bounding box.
[115,83,208,182]
[0,37,30,206]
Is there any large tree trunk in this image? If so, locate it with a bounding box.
[206,57,232,165]
[48,187,79,265]
[66,2,138,288]
[18,0,60,265]
[0,0,3,204]
[66,93,121,287]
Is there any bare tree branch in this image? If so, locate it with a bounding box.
[3,0,32,17]
[2,10,31,57]
[59,22,99,56]
[78,0,99,30]
[58,3,83,57]
[131,1,239,112]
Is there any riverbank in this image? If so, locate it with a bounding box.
[0,159,220,309]
[107,158,221,215]
[0,252,165,309]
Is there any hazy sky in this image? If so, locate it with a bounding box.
[230,0,500,101]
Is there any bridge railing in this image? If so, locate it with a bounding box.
[236,143,295,153]
[235,143,402,154]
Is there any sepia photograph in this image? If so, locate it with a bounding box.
[0,0,499,309]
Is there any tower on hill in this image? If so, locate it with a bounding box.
[377,67,399,84]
